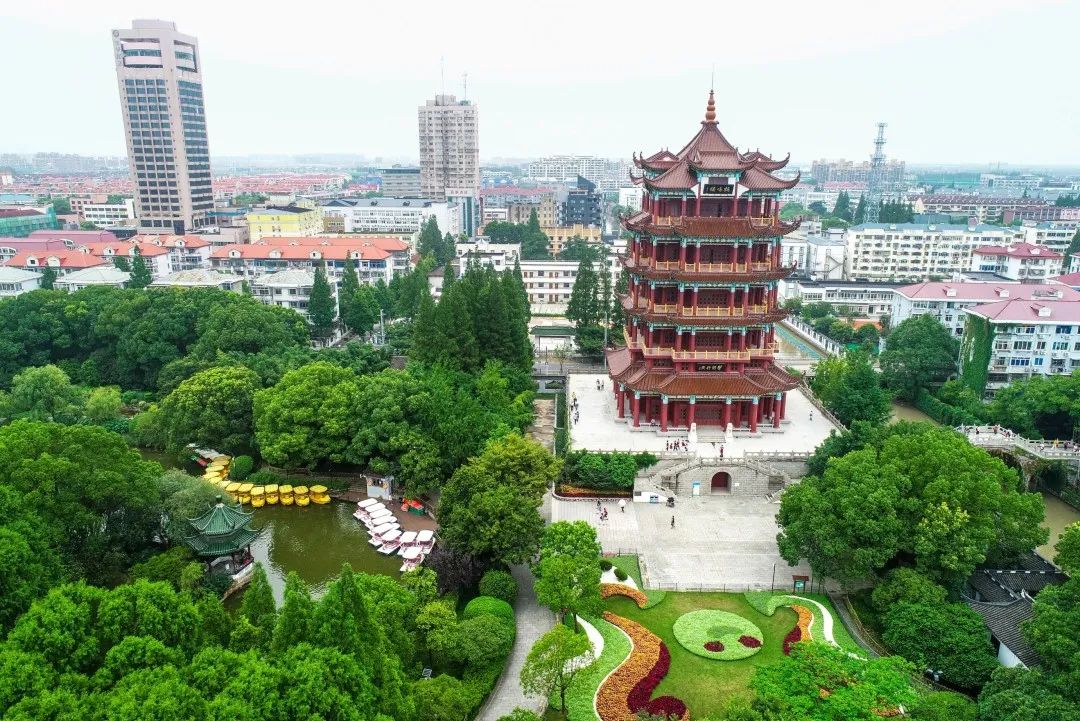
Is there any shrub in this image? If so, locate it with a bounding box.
[614,567,628,582]
[561,450,640,490]
[230,455,254,480]
[600,559,613,572]
[871,568,947,614]
[246,469,284,487]
[478,570,518,605]
[463,596,514,623]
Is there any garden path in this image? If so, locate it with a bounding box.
[475,565,556,721]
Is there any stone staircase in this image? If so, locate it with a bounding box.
[638,456,790,497]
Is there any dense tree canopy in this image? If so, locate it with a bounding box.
[989,370,1080,439]
[880,315,959,401]
[533,521,602,627]
[438,433,559,564]
[778,425,1047,584]
[810,351,892,426]
[158,365,261,454]
[881,601,998,689]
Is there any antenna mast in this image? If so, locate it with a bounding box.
[440,56,445,97]
[462,72,468,101]
[864,122,887,223]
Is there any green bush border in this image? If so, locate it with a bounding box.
[553,614,632,721]
[672,610,764,661]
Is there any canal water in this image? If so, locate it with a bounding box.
[1040,492,1080,560]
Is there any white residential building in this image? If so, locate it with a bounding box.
[82,199,135,227]
[617,187,643,212]
[1022,222,1079,255]
[520,252,621,315]
[783,279,902,321]
[149,268,244,291]
[0,267,41,297]
[969,243,1064,281]
[320,197,462,237]
[892,282,1079,337]
[781,231,847,280]
[209,237,411,285]
[845,222,1024,281]
[455,239,519,272]
[251,269,337,321]
[963,298,1080,397]
[418,94,479,201]
[54,266,131,292]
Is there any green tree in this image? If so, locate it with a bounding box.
[158,365,261,454]
[112,255,131,272]
[881,601,998,689]
[1022,576,1080,682]
[38,265,58,290]
[520,625,592,719]
[418,216,448,264]
[84,385,122,423]
[345,284,381,336]
[870,567,947,613]
[750,643,916,721]
[9,364,82,422]
[810,351,892,427]
[779,202,807,221]
[976,667,1079,721]
[880,314,960,401]
[238,563,277,649]
[437,434,559,564]
[307,263,336,338]
[831,191,853,221]
[0,486,65,631]
[50,196,72,214]
[128,247,153,288]
[533,521,602,630]
[853,194,868,224]
[413,674,479,721]
[989,371,1080,439]
[1066,228,1080,259]
[908,692,977,721]
[272,572,314,653]
[339,255,361,324]
[1054,522,1080,574]
[253,362,362,469]
[521,209,551,260]
[778,425,1047,584]
[156,469,221,545]
[431,283,479,372]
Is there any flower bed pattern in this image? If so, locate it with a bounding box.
[557,484,633,499]
[596,612,688,721]
[556,614,631,721]
[672,610,764,661]
[601,583,648,609]
[782,604,813,655]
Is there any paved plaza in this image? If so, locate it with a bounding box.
[567,373,839,457]
[552,494,812,591]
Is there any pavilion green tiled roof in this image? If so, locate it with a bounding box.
[187,499,254,534]
[185,527,260,557]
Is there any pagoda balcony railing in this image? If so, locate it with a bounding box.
[651,303,678,313]
[749,216,775,228]
[628,343,781,361]
[654,260,679,270]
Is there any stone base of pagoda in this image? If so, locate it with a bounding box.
[612,389,788,434]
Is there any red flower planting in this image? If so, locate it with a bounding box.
[783,626,802,655]
[738,635,761,648]
[703,641,724,652]
[597,612,689,720]
[783,604,814,655]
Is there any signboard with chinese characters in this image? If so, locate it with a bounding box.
[702,183,735,196]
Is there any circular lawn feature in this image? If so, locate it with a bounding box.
[673,610,764,660]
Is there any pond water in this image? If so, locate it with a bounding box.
[245,502,403,604]
[889,402,939,426]
[1040,492,1080,560]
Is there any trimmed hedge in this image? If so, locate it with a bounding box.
[915,389,982,426]
[463,595,514,623]
[478,570,518,605]
[672,610,763,661]
[561,450,658,490]
[613,568,628,582]
[599,559,613,572]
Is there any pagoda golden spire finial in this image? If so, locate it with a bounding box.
[705,89,716,123]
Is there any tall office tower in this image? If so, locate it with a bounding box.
[418,93,480,205]
[112,20,213,234]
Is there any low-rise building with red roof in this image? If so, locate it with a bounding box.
[970,242,1064,281]
[893,281,1080,337]
[209,236,411,285]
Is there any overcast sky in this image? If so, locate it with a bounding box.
[2,0,1078,166]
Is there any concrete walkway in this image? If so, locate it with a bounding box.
[475,564,556,721]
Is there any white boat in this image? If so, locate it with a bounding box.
[377,529,403,554]
[364,508,393,528]
[368,521,399,538]
[399,546,424,572]
[395,531,418,555]
[357,498,380,509]
[416,529,435,553]
[356,501,386,521]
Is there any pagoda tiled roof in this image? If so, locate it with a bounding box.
[633,149,680,171]
[607,347,798,398]
[622,212,801,239]
[739,164,801,191]
[185,527,260,557]
[739,151,790,171]
[643,162,700,190]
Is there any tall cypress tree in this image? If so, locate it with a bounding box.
[502,265,533,371]
[308,263,336,338]
[433,284,479,371]
[340,255,361,324]
[409,290,438,365]
[853,195,867,225]
[475,278,512,365]
[128,247,153,288]
[418,216,443,261]
[39,265,57,290]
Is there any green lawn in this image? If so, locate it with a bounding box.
[604,591,797,717]
[607,555,666,608]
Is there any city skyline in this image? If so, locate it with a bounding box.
[1,0,1079,165]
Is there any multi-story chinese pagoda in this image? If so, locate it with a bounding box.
[608,91,801,433]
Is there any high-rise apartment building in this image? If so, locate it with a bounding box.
[418,94,479,201]
[112,20,213,234]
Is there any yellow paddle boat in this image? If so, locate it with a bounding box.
[293,485,310,507]
[310,484,330,505]
[237,483,254,504]
[265,484,279,505]
[249,486,265,508]
[224,482,241,498]
[279,485,294,506]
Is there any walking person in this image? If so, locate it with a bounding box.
[671,515,676,529]
[719,445,724,459]
[619,499,626,513]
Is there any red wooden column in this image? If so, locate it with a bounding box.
[675,328,683,352]
[676,283,685,315]
[617,386,626,418]
[695,194,702,216]
[722,398,732,428]
[727,287,735,314]
[680,197,687,216]
[687,397,696,427]
[773,393,782,428]
[750,398,759,433]
[660,397,669,432]
[689,329,697,352]
[691,286,699,313]
[779,392,787,420]
[742,284,750,313]
[632,393,641,427]
[739,330,747,351]
[679,241,687,268]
